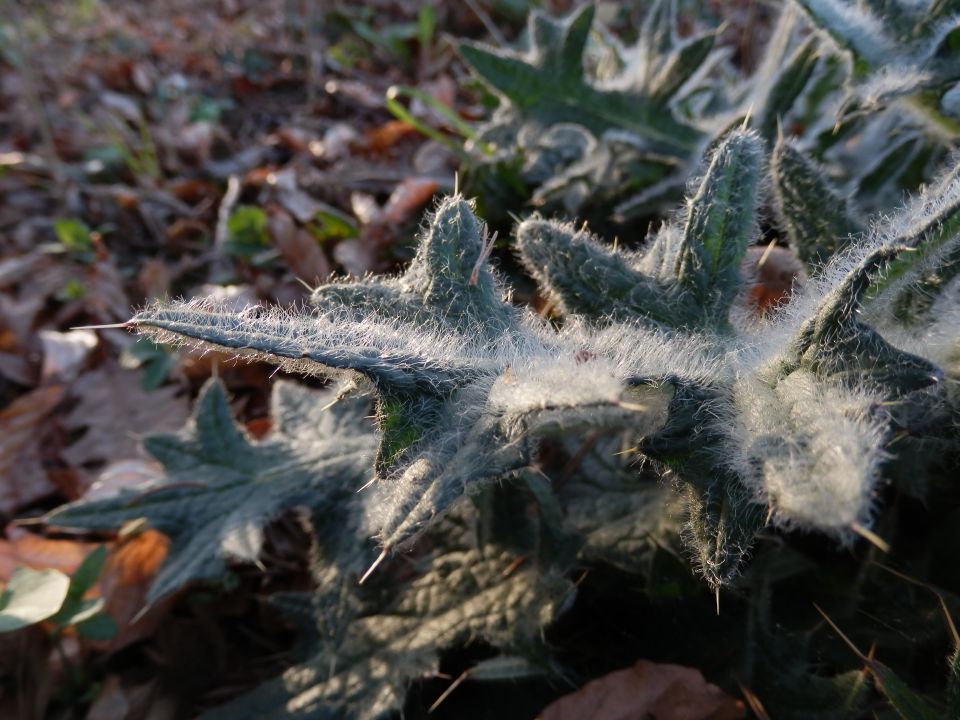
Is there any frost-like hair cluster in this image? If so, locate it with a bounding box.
[729,370,886,534]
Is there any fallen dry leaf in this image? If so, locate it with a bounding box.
[538,659,745,720]
[266,207,331,284]
[39,329,98,383]
[61,365,189,469]
[0,526,97,581]
[742,244,807,314]
[380,177,439,224]
[0,385,65,514]
[362,120,418,153]
[100,528,171,651]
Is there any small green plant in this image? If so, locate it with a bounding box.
[0,546,115,640]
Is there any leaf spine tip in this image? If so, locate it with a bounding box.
[359,548,388,585]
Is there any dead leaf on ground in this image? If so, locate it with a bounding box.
[742,244,807,314]
[538,659,746,720]
[266,207,330,285]
[0,526,96,580]
[0,385,65,514]
[39,329,98,383]
[61,365,189,469]
[380,177,439,224]
[100,528,171,651]
[85,675,171,720]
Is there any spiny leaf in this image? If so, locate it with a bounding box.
[771,137,863,265]
[130,301,478,394]
[648,30,718,103]
[46,380,377,602]
[755,35,821,143]
[792,0,893,69]
[458,6,702,155]
[866,162,960,314]
[786,246,944,393]
[315,196,518,338]
[516,217,685,327]
[683,476,766,591]
[518,129,761,331]
[370,367,672,552]
[674,129,762,326]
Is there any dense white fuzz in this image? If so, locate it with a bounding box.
[729,370,885,534]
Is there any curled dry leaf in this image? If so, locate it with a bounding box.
[0,385,65,514]
[538,659,745,720]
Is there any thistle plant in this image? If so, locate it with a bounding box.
[516,127,959,586]
[117,196,672,574]
[38,4,960,714]
[77,124,957,598]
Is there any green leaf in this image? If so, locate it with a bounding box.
[0,568,70,633]
[684,475,767,590]
[792,0,892,69]
[53,218,96,262]
[458,6,702,155]
[516,216,688,328]
[46,380,377,603]
[786,247,944,394]
[771,137,862,265]
[312,196,518,339]
[226,205,270,257]
[755,36,820,143]
[674,129,762,326]
[868,660,942,720]
[648,30,718,103]
[517,128,762,330]
[50,597,105,629]
[75,613,119,641]
[307,209,358,243]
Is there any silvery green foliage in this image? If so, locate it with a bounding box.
[200,546,573,720]
[459,2,861,226]
[460,1,717,222]
[770,135,864,266]
[45,380,377,603]
[127,196,673,563]
[518,129,764,332]
[793,0,960,136]
[517,128,959,587]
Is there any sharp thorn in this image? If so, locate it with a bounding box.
[70,322,132,331]
[851,522,890,553]
[359,548,388,585]
[428,669,470,713]
[814,603,868,663]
